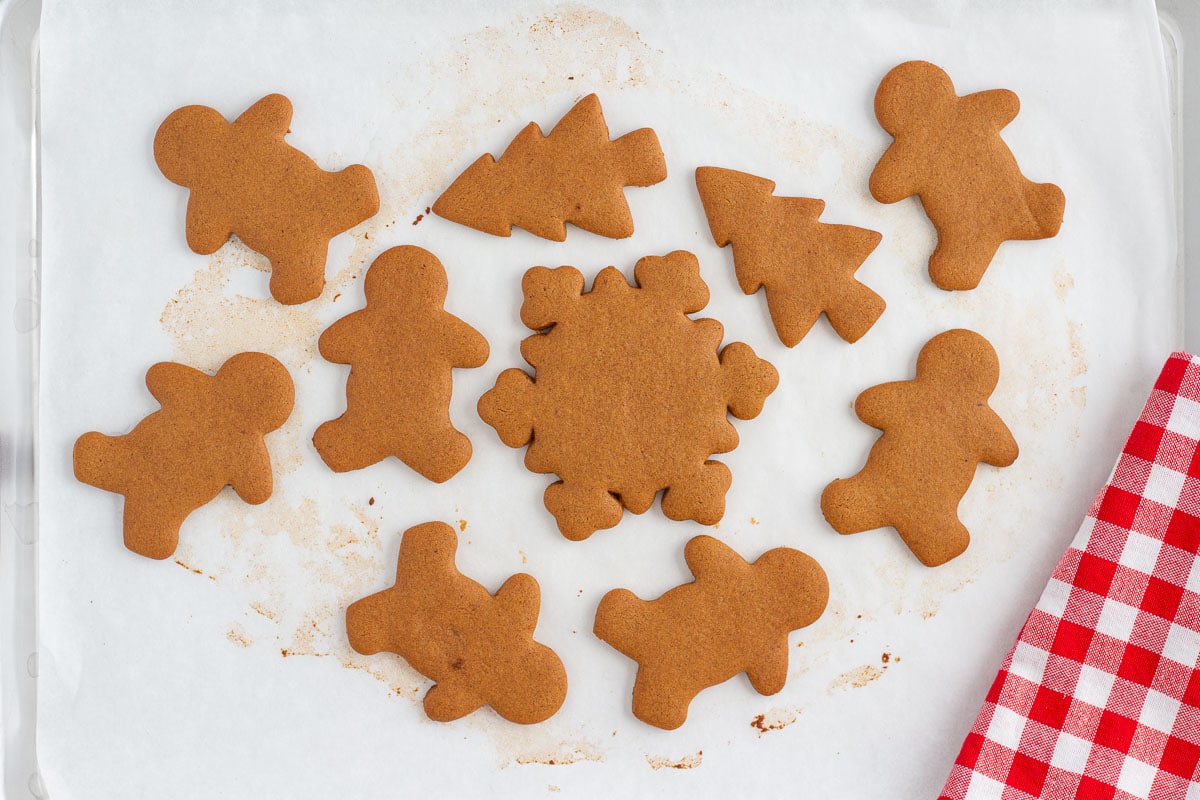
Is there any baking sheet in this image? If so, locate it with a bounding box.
[34,1,1177,797]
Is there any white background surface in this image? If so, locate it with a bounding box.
[35,1,1176,797]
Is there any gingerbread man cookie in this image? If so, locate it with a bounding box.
[478,251,778,541]
[346,521,567,724]
[870,61,1065,290]
[434,94,667,241]
[594,535,828,730]
[73,353,294,560]
[313,246,489,482]
[696,166,885,345]
[154,93,380,305]
[821,329,1019,566]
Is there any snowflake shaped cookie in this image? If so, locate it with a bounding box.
[479,250,779,540]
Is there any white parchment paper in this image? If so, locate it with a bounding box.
[36,1,1176,797]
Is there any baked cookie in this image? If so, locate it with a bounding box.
[346,521,567,724]
[821,329,1019,566]
[313,246,489,482]
[433,94,666,241]
[870,61,1065,290]
[73,353,294,560]
[478,251,778,540]
[696,166,884,345]
[594,535,828,730]
[154,93,380,304]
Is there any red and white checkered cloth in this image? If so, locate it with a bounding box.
[941,353,1200,800]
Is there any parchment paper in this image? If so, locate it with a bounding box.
[36,1,1176,797]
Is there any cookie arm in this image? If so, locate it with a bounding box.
[317,313,365,365]
[494,573,540,636]
[683,535,744,582]
[235,93,293,137]
[853,382,909,431]
[977,410,1019,468]
[962,88,1020,131]
[229,441,274,505]
[869,144,921,204]
[184,193,233,255]
[145,362,209,408]
[439,314,490,369]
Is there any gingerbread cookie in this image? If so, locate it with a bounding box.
[478,251,778,540]
[433,94,666,241]
[154,93,380,305]
[594,535,828,730]
[696,166,884,345]
[821,329,1018,566]
[346,521,567,724]
[313,246,489,482]
[870,61,1065,290]
[73,353,294,560]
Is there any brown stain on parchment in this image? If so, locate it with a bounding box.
[828,664,886,692]
[646,750,703,769]
[750,707,799,736]
[174,559,217,581]
[510,739,605,766]
[160,237,324,374]
[226,625,251,648]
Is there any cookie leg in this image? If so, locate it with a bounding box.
[544,480,623,541]
[398,424,473,484]
[660,461,732,525]
[122,494,187,560]
[267,246,328,305]
[928,233,1000,292]
[313,415,390,473]
[820,474,889,534]
[632,670,695,730]
[895,513,970,567]
[423,680,483,722]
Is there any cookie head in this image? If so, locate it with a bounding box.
[917,328,1000,394]
[153,105,229,187]
[218,352,295,429]
[363,245,448,307]
[753,548,830,630]
[875,60,956,133]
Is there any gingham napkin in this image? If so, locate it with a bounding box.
[941,353,1200,800]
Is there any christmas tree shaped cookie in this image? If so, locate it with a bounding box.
[821,329,1019,566]
[73,353,294,559]
[313,246,489,482]
[154,94,380,305]
[696,166,885,346]
[478,250,778,540]
[433,94,667,241]
[346,521,567,724]
[870,61,1065,290]
[595,535,828,730]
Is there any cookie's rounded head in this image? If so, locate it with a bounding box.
[754,548,830,631]
[217,352,295,431]
[154,105,229,187]
[875,61,956,133]
[917,329,1000,395]
[363,246,448,307]
[494,643,568,724]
